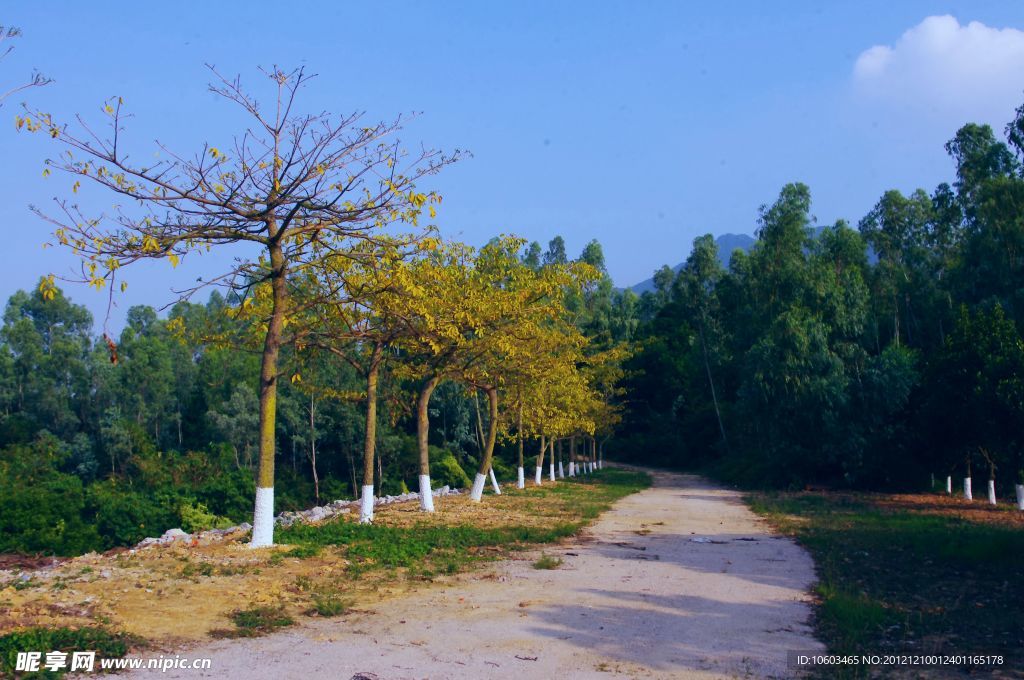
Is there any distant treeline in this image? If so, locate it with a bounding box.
[616,107,1024,491]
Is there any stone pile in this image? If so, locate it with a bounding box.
[132,485,463,549]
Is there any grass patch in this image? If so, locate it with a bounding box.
[277,469,649,577]
[0,626,137,677]
[532,553,563,570]
[307,592,352,618]
[268,545,322,564]
[749,491,1023,678]
[179,561,215,579]
[210,606,294,639]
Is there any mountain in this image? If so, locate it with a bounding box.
[629,233,755,294]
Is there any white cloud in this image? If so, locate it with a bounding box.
[852,15,1024,125]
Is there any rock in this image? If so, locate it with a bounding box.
[238,522,252,531]
[160,528,191,543]
[305,506,329,523]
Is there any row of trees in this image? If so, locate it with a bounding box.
[618,106,1024,494]
[4,66,630,550]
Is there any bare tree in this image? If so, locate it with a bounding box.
[20,65,461,546]
[0,25,51,106]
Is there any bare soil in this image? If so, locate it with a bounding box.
[123,470,824,679]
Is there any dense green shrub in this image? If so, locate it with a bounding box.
[0,436,102,555]
[0,469,101,555]
[84,481,178,549]
[429,449,472,489]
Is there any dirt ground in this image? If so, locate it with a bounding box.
[122,470,824,679]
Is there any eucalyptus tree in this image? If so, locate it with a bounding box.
[21,67,458,545]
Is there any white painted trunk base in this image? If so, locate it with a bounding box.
[557,461,563,479]
[946,476,952,494]
[568,462,576,477]
[359,484,375,523]
[469,472,487,502]
[249,486,275,548]
[988,479,997,505]
[548,462,555,481]
[489,468,501,494]
[517,466,525,489]
[1016,484,1024,510]
[964,477,972,501]
[419,474,435,512]
[535,466,543,485]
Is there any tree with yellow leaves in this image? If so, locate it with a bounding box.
[21,66,459,545]
[453,242,594,501]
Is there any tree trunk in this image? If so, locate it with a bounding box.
[309,394,319,506]
[535,434,546,485]
[472,389,486,455]
[417,375,441,512]
[347,448,357,499]
[557,438,564,478]
[893,294,900,348]
[569,435,577,477]
[516,402,525,489]
[698,320,730,455]
[360,344,383,523]
[470,387,498,502]
[250,239,287,548]
[549,438,556,481]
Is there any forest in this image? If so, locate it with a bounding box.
[619,110,1024,493]
[2,70,1024,559]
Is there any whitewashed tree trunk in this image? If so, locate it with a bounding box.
[1016,484,1024,510]
[964,477,972,501]
[988,479,997,505]
[419,474,435,512]
[549,462,555,481]
[359,484,374,523]
[250,486,274,547]
[535,466,543,485]
[489,467,501,494]
[946,476,952,494]
[558,461,565,478]
[569,461,576,477]
[517,466,525,489]
[469,472,487,502]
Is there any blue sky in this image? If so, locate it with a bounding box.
[3,1,1024,330]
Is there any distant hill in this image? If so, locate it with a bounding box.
[629,233,755,294]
